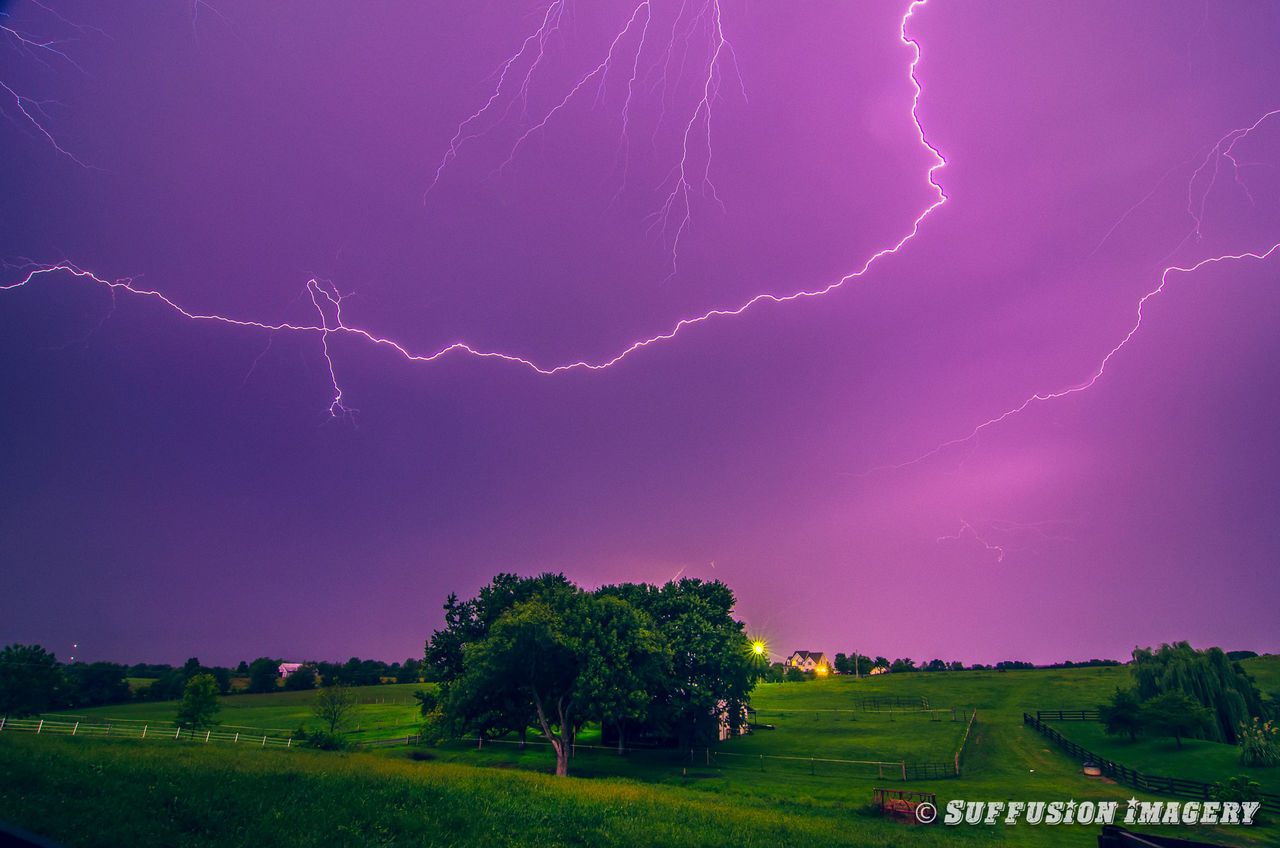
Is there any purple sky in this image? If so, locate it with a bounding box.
[3,1,1278,668]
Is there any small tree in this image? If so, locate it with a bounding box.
[313,685,358,735]
[1142,691,1214,748]
[174,674,221,731]
[785,666,806,682]
[1100,687,1145,742]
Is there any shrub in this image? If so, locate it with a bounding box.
[306,729,352,751]
[1238,717,1280,767]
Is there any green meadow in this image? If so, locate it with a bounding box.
[1,658,1276,847]
[46,684,427,744]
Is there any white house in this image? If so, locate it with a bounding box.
[785,650,831,674]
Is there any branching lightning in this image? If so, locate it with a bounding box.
[874,107,1280,475]
[424,0,747,277]
[936,519,1076,565]
[5,0,1275,509]
[1,5,93,166]
[5,0,946,418]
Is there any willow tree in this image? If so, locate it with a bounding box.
[1131,642,1263,744]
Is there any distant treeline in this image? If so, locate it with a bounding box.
[772,653,1127,680]
[0,644,425,716]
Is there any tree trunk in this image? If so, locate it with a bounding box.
[617,720,625,755]
[531,686,573,777]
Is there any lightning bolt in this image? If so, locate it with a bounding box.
[872,107,1280,475]
[0,5,94,166]
[936,519,1076,565]
[423,1,748,279]
[648,0,744,280]
[936,520,1006,564]
[4,0,947,418]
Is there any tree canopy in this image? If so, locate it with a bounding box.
[1131,642,1263,743]
[173,674,221,731]
[427,574,754,776]
[0,644,68,717]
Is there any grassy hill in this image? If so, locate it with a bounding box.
[2,658,1276,847]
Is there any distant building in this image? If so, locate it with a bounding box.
[868,665,890,675]
[277,662,307,678]
[785,650,831,674]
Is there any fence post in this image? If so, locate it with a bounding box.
[234,732,239,743]
[175,727,181,739]
[760,754,764,772]
[262,735,266,747]
[902,761,907,781]
[287,737,292,748]
[73,721,79,736]
[142,724,147,738]
[955,752,960,776]
[0,716,5,731]
[206,730,211,742]
[37,719,43,734]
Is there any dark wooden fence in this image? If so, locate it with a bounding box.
[1023,713,1280,814]
[1035,709,1099,721]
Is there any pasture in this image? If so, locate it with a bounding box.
[1,658,1276,847]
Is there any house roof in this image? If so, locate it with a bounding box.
[789,650,828,661]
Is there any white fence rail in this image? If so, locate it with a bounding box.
[0,716,294,748]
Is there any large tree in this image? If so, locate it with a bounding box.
[443,581,671,776]
[0,644,68,717]
[578,594,670,753]
[1131,642,1263,743]
[431,574,755,771]
[600,579,755,749]
[426,572,575,682]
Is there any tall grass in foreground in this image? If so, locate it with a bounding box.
[0,734,997,848]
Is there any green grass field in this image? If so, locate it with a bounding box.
[46,683,427,743]
[1039,719,1280,795]
[2,658,1276,847]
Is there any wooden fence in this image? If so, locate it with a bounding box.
[0,716,294,748]
[1022,713,1280,814]
[1035,709,1100,721]
[440,733,964,781]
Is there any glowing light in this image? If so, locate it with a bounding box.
[752,641,765,655]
